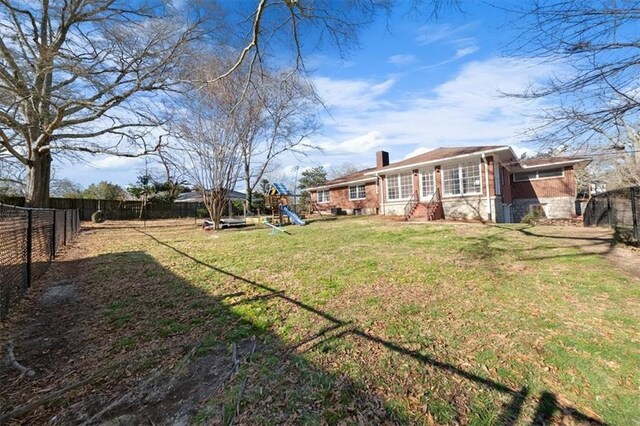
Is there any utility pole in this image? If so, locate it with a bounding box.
[293,166,300,212]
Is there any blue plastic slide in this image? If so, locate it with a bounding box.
[280,205,306,226]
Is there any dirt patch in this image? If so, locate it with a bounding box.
[39,280,78,307]
[71,340,256,425]
[1,219,636,424]
[1,223,276,425]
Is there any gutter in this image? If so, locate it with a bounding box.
[375,172,384,214]
[518,158,592,169]
[481,153,492,222]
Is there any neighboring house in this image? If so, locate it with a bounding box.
[307,146,591,223]
[175,190,247,218]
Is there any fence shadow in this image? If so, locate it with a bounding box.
[0,224,608,424]
[132,229,607,425]
[0,251,402,424]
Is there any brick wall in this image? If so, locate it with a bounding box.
[484,156,495,197]
[501,165,513,203]
[511,166,576,199]
[312,182,379,214]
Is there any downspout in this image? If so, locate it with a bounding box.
[481,153,492,222]
[375,172,384,215]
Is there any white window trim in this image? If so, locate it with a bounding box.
[513,168,565,182]
[441,163,483,198]
[317,190,330,203]
[348,184,367,200]
[419,169,436,201]
[386,172,414,201]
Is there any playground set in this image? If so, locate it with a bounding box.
[263,182,305,233]
[201,183,305,233]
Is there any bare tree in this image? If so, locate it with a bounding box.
[0,147,25,194]
[172,58,245,230]
[328,162,363,179]
[0,1,204,206]
[586,123,640,188]
[238,72,319,210]
[185,55,319,213]
[506,1,640,157]
[1,0,451,208]
[212,0,455,82]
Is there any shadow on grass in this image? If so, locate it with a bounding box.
[459,224,616,263]
[133,229,607,425]
[0,251,401,424]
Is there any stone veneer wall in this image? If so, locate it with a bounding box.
[441,196,502,222]
[511,197,575,222]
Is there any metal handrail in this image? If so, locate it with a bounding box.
[403,191,419,219]
[432,188,441,204]
[425,189,441,219]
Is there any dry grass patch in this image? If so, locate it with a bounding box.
[1,217,638,424]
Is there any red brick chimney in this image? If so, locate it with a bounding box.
[376,150,389,168]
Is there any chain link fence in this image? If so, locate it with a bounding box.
[0,204,80,319]
[583,187,639,246]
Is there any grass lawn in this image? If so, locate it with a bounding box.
[2,217,639,424]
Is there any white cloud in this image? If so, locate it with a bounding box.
[454,45,479,59]
[318,130,386,154]
[89,156,144,170]
[511,145,538,159]
[313,77,396,110]
[415,23,478,46]
[403,147,434,159]
[308,56,558,165]
[388,54,418,66]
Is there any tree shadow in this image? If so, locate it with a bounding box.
[0,251,400,424]
[132,229,607,425]
[481,224,616,262]
[0,226,609,424]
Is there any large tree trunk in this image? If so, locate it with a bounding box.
[25,151,52,208]
[205,196,226,230]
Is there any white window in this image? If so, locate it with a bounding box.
[400,174,413,198]
[317,190,330,203]
[387,175,399,200]
[386,173,413,200]
[442,167,461,196]
[494,164,502,196]
[421,170,435,198]
[442,162,482,196]
[349,184,366,200]
[514,168,563,182]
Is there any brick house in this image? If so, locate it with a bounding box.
[307,146,590,223]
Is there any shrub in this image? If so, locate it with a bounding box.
[520,210,543,224]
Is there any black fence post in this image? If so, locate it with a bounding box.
[63,209,67,246]
[25,209,33,289]
[606,192,612,227]
[631,187,639,244]
[51,210,57,259]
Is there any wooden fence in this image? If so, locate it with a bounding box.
[0,197,205,221]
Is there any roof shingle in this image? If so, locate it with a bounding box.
[378,146,508,171]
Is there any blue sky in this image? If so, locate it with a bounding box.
[57,2,554,189]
